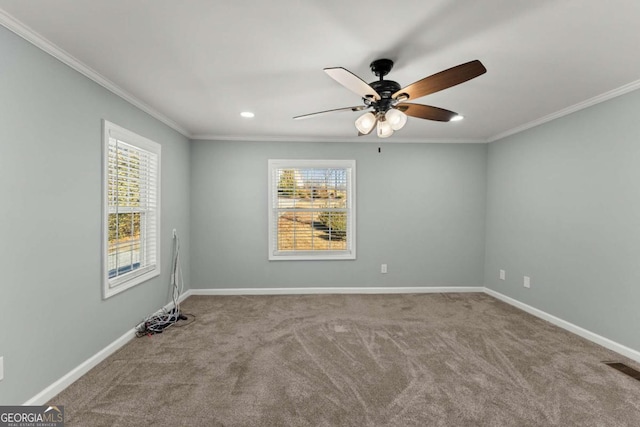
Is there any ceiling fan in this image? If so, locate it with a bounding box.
[294,59,486,138]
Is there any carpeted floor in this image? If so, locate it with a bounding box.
[50,293,640,426]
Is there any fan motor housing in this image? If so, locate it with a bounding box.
[370,80,401,99]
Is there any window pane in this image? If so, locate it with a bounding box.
[108,212,141,278]
[277,210,347,251]
[276,167,349,252]
[278,211,311,251]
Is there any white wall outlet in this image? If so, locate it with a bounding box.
[381,264,388,274]
[0,356,4,381]
[524,276,531,288]
[499,269,506,280]
[172,228,177,238]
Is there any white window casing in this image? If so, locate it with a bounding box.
[268,159,355,261]
[102,120,161,298]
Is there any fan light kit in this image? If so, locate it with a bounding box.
[294,58,486,138]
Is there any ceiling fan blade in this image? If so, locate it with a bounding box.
[293,105,368,120]
[397,103,458,122]
[393,60,486,101]
[324,67,381,101]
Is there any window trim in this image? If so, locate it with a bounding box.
[268,159,356,261]
[102,120,161,299]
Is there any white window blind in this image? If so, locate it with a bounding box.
[268,159,355,260]
[103,120,161,298]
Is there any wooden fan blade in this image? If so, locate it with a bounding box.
[293,105,368,120]
[324,67,381,101]
[397,103,458,122]
[392,60,486,101]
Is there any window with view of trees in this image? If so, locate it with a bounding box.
[102,120,161,298]
[268,159,355,260]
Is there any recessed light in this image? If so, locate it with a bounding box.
[450,115,464,122]
[240,111,255,118]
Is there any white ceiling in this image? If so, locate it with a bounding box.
[1,0,640,142]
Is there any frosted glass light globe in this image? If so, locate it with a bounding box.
[385,109,408,130]
[377,119,394,138]
[355,112,376,134]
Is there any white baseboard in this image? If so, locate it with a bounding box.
[26,286,639,404]
[484,288,640,364]
[23,328,136,405]
[193,287,640,363]
[188,286,484,295]
[24,290,193,405]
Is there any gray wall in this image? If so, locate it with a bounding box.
[190,140,487,289]
[5,8,640,404]
[484,89,640,352]
[0,26,191,404]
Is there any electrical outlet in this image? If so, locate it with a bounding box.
[524,276,531,288]
[381,264,387,274]
[172,228,177,238]
[0,356,4,381]
[499,269,506,280]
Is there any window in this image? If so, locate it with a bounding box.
[268,159,355,260]
[102,120,161,298]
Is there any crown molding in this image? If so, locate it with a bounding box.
[488,79,640,142]
[5,7,639,145]
[189,134,488,144]
[0,9,191,138]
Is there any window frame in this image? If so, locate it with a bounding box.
[268,159,356,261]
[102,120,161,299]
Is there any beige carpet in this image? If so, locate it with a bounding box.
[50,293,640,426]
